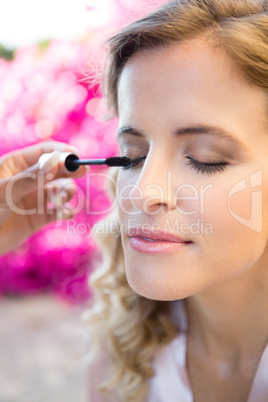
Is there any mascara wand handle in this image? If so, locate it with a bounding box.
[38,152,107,173]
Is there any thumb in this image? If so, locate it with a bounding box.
[4,151,60,205]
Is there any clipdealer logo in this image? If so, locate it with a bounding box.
[228,170,263,233]
[3,169,264,234]
[65,218,214,238]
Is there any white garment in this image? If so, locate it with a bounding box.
[148,299,268,402]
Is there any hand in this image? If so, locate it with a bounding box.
[0,141,88,256]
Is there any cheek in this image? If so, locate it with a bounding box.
[200,177,267,269]
[199,172,263,231]
[223,174,263,235]
[116,172,136,220]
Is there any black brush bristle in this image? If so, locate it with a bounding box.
[105,156,131,167]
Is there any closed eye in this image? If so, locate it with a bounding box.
[121,154,229,175]
[185,156,228,175]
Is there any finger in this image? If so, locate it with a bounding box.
[44,206,76,225]
[42,179,79,227]
[1,140,80,169]
[30,204,76,231]
[45,178,76,207]
[36,188,77,230]
[3,151,61,206]
[19,179,78,233]
[3,149,88,206]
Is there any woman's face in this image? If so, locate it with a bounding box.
[116,41,268,301]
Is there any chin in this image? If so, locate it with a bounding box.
[126,270,191,301]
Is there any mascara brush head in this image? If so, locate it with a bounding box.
[105,156,131,167]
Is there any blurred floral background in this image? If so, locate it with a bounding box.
[0,2,167,401]
[0,0,165,306]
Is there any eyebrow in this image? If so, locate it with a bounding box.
[117,124,250,151]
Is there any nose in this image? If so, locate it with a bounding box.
[128,152,177,214]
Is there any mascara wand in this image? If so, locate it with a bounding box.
[65,154,131,171]
[38,152,131,172]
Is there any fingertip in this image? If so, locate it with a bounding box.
[67,145,79,156]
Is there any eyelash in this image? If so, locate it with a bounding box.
[121,155,147,170]
[121,155,228,175]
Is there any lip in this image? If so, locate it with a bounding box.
[128,227,191,243]
[127,227,193,254]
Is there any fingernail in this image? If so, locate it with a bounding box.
[39,151,60,174]
[85,165,90,172]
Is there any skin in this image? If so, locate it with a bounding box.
[116,41,268,399]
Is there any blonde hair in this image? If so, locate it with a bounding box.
[82,1,268,401]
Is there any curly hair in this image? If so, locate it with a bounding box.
[82,1,268,400]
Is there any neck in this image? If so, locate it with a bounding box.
[184,259,268,362]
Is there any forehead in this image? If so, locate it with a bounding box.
[117,41,268,141]
[118,41,245,107]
